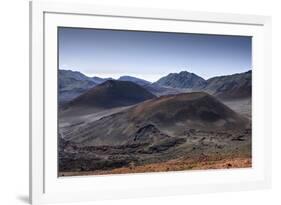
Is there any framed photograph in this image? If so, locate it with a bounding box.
[30,1,272,204]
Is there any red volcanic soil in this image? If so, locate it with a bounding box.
[59,157,251,176]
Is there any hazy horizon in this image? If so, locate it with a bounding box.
[59,68,251,82]
[59,27,252,82]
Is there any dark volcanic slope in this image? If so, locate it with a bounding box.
[203,70,252,100]
[67,80,156,109]
[64,92,249,146]
[155,71,207,89]
[128,92,244,125]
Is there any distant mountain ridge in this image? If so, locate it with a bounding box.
[154,71,207,89]
[154,70,251,100]
[59,69,252,104]
[202,70,251,100]
[58,70,186,103]
[59,69,114,104]
[59,70,97,104]
[59,69,92,82]
[201,70,252,100]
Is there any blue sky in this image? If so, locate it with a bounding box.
[58,27,252,82]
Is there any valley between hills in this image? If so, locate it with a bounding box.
[58,70,252,176]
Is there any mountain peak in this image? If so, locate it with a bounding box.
[179,70,191,75]
[155,71,206,89]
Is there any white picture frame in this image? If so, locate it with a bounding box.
[29,1,272,204]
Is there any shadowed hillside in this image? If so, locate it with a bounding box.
[203,70,252,100]
[66,80,156,109]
